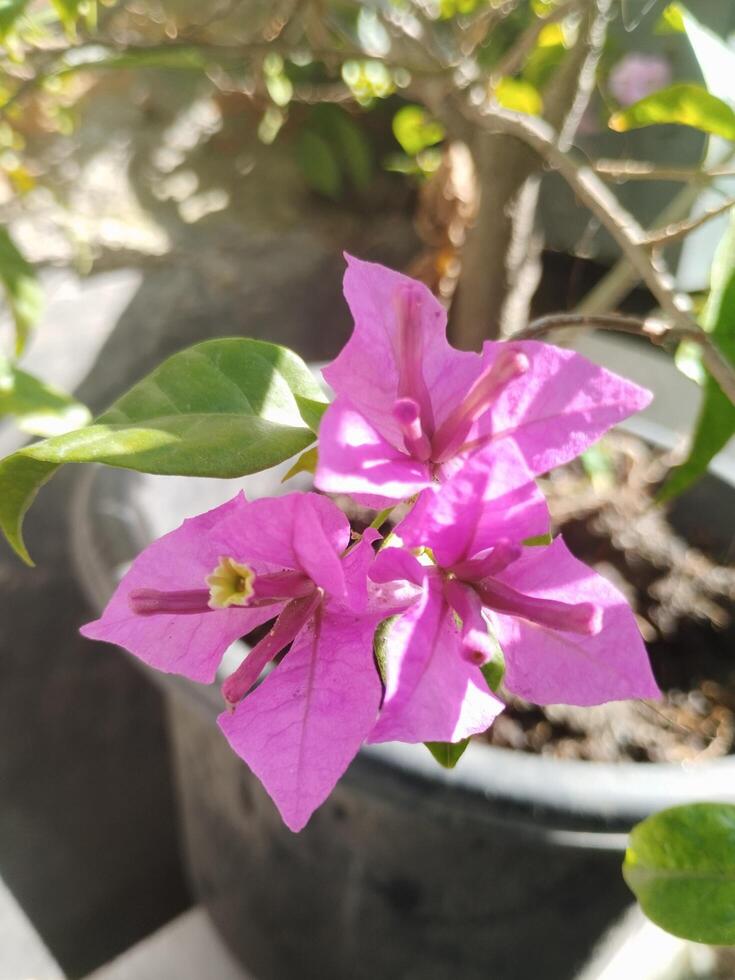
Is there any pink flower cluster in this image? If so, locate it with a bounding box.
[82,256,660,831]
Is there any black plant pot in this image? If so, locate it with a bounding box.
[70,411,735,980]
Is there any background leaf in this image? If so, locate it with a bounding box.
[609,84,735,140]
[296,129,342,199]
[494,77,543,116]
[0,0,28,40]
[0,338,327,564]
[0,227,42,356]
[0,364,91,436]
[660,215,735,500]
[392,105,445,157]
[624,802,735,944]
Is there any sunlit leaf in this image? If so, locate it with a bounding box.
[656,3,685,33]
[609,84,735,141]
[625,802,735,944]
[0,0,28,40]
[392,105,445,157]
[0,338,327,564]
[0,364,90,436]
[660,214,735,500]
[0,226,42,356]
[494,77,543,116]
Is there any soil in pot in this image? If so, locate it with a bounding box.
[482,431,735,764]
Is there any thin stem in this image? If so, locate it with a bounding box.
[517,312,735,408]
[643,197,735,248]
[592,159,735,183]
[369,507,395,532]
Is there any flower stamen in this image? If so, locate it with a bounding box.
[431,349,530,463]
[207,556,256,609]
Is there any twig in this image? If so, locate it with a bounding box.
[517,312,735,407]
[593,159,735,183]
[643,196,735,248]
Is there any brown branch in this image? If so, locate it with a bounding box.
[517,312,735,408]
[643,197,735,248]
[593,159,735,183]
[461,102,695,326]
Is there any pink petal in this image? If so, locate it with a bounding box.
[487,536,661,705]
[339,529,382,613]
[218,606,382,832]
[368,574,504,744]
[314,398,433,500]
[210,491,350,576]
[81,494,279,683]
[324,255,483,444]
[465,340,652,477]
[292,495,346,597]
[396,442,549,568]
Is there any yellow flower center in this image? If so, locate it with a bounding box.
[206,556,255,609]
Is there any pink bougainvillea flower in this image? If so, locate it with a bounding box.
[368,446,660,744]
[609,53,671,107]
[315,255,652,502]
[82,491,399,832]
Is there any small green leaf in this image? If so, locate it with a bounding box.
[309,105,374,194]
[523,532,553,547]
[481,650,505,693]
[425,738,470,769]
[296,130,342,199]
[660,214,735,501]
[494,77,543,116]
[0,365,91,436]
[392,105,444,158]
[656,3,685,34]
[0,0,28,39]
[624,802,735,944]
[0,227,42,356]
[50,0,82,34]
[0,338,327,564]
[609,83,735,141]
[281,445,318,482]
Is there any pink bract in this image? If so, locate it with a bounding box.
[369,447,660,743]
[315,254,652,501]
[82,492,402,832]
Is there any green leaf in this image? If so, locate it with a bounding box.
[308,105,374,194]
[609,84,735,141]
[660,214,735,501]
[494,77,543,116]
[481,650,505,693]
[392,105,445,158]
[425,738,470,769]
[0,227,42,356]
[281,445,318,482]
[296,130,342,199]
[624,802,735,944]
[0,338,327,564]
[656,3,685,34]
[523,532,553,546]
[0,364,91,436]
[50,0,82,33]
[0,0,28,39]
